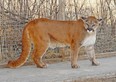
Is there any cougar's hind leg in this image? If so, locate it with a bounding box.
[32,42,48,68]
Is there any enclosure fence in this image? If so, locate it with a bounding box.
[0,0,116,63]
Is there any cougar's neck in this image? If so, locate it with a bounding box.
[81,30,97,47]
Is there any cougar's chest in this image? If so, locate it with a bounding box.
[81,34,96,47]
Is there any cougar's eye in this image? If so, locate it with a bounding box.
[86,23,89,27]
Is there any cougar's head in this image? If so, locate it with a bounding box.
[81,16,102,33]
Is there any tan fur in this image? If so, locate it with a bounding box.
[7,16,101,68]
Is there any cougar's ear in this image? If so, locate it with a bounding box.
[81,17,88,29]
[81,17,88,22]
[97,18,103,25]
[97,18,102,22]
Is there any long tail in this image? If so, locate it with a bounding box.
[7,26,31,68]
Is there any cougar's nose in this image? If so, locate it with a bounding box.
[87,28,94,32]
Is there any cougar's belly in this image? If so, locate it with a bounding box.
[81,34,96,47]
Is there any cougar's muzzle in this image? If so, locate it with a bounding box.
[86,28,94,32]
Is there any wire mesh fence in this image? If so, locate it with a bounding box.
[0,18,116,63]
[0,0,116,63]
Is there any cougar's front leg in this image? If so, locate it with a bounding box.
[71,43,80,68]
[85,45,100,66]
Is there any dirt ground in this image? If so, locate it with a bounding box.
[0,56,116,82]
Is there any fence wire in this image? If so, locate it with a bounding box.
[0,0,116,63]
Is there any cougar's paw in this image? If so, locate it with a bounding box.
[92,61,100,66]
[37,62,48,68]
[42,63,48,68]
[71,64,80,69]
